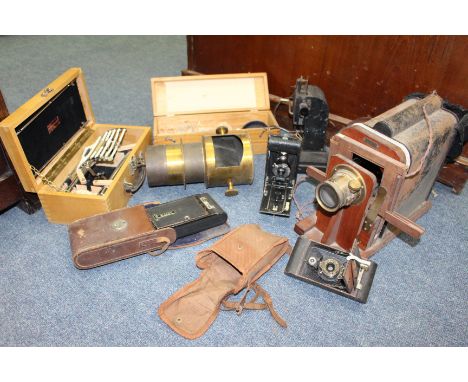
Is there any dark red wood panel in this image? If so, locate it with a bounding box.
[0,88,41,214]
[187,36,467,120]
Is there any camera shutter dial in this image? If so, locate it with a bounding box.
[319,258,342,280]
[272,162,291,179]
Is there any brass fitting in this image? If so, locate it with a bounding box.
[315,164,366,212]
[225,179,238,197]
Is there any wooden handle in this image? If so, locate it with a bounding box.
[294,215,317,235]
[306,166,327,183]
[381,210,425,239]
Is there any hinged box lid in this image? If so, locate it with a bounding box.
[151,73,271,117]
[0,68,95,192]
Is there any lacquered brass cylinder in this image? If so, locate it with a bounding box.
[202,133,254,189]
[315,164,365,212]
[146,142,205,187]
[145,133,254,196]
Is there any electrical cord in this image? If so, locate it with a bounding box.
[273,101,282,118]
[292,175,316,221]
[405,103,434,178]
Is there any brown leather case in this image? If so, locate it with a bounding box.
[69,204,176,269]
[158,224,291,339]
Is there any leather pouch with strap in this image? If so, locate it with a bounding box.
[69,205,177,269]
[158,224,292,340]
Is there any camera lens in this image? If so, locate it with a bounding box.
[319,258,341,280]
[315,165,365,213]
[317,183,340,210]
[272,163,291,178]
[299,102,309,117]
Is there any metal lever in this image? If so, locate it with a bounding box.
[346,253,371,290]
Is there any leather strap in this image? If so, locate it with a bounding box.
[222,283,287,328]
[147,237,172,256]
[72,227,176,269]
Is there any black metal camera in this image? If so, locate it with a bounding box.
[292,77,329,172]
[260,134,301,217]
[285,236,377,303]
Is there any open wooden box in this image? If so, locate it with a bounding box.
[0,68,150,224]
[151,73,279,154]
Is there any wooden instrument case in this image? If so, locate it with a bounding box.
[151,73,279,154]
[0,68,150,224]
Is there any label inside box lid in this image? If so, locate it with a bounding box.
[15,81,87,172]
[151,73,271,116]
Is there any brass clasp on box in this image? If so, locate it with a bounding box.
[145,131,254,196]
[123,152,146,193]
[41,87,54,97]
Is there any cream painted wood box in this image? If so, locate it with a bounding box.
[151,73,279,154]
[0,68,151,224]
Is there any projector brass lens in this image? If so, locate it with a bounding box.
[316,164,365,212]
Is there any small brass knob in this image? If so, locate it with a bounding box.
[348,179,362,193]
[216,126,229,135]
[225,179,238,197]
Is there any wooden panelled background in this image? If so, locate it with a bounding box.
[0,89,23,211]
[187,36,467,120]
[0,88,40,213]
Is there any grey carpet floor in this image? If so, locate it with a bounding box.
[0,36,467,346]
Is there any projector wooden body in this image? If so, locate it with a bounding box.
[295,94,458,258]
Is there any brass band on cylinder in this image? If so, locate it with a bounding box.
[165,143,185,184]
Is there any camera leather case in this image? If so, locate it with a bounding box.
[69,204,177,269]
[69,194,229,269]
[159,224,291,339]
